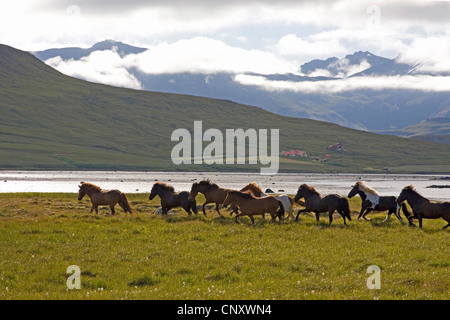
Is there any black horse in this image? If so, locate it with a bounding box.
[294,184,351,225]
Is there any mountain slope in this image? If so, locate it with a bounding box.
[33,40,147,61]
[33,42,450,134]
[2,43,450,173]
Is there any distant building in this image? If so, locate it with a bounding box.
[326,143,343,151]
[280,149,307,158]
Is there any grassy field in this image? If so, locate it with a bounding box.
[0,192,448,300]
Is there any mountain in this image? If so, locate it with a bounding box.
[33,39,147,61]
[32,41,450,137]
[299,51,393,77]
[2,43,450,173]
[380,117,450,145]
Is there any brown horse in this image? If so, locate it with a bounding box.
[223,190,284,224]
[239,182,299,220]
[149,182,198,215]
[78,182,133,215]
[294,184,351,225]
[348,181,403,223]
[397,185,450,229]
[188,179,235,216]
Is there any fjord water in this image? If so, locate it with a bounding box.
[1,171,449,201]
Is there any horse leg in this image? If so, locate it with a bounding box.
[443,223,450,229]
[235,213,242,224]
[295,209,308,221]
[393,205,403,223]
[383,211,392,222]
[357,207,366,220]
[90,205,95,213]
[249,215,255,224]
[328,210,334,225]
[202,202,209,216]
[215,203,222,216]
[315,212,320,222]
[110,205,115,215]
[418,217,423,229]
[362,208,372,221]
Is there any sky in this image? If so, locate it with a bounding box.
[1,0,450,92]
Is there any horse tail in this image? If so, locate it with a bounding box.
[190,198,198,214]
[119,192,133,214]
[339,197,351,220]
[277,200,285,219]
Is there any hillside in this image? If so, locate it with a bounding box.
[34,42,450,134]
[2,43,450,173]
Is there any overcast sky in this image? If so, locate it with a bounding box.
[1,0,450,91]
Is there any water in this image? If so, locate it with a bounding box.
[1,170,450,201]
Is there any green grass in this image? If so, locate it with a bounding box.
[0,193,448,300]
[2,44,450,173]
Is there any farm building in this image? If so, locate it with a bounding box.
[280,149,307,158]
[326,143,343,151]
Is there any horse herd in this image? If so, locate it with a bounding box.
[78,179,450,229]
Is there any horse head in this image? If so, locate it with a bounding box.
[222,191,233,208]
[294,184,307,202]
[188,183,199,201]
[149,183,160,200]
[78,182,86,201]
[397,185,413,204]
[347,183,359,198]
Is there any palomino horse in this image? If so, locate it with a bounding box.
[294,184,351,225]
[223,190,284,224]
[149,182,198,215]
[188,179,235,216]
[348,181,403,223]
[397,185,450,229]
[239,182,298,220]
[78,182,133,215]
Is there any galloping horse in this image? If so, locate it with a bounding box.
[149,182,198,215]
[223,190,284,224]
[78,182,133,215]
[239,182,298,220]
[188,179,234,216]
[348,181,403,223]
[397,185,450,229]
[294,184,351,225]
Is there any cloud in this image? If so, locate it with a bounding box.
[397,36,450,74]
[43,37,299,89]
[125,37,297,75]
[45,48,143,89]
[234,74,450,93]
[276,34,347,59]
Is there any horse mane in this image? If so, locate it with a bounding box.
[80,182,101,192]
[403,185,428,201]
[356,181,379,196]
[197,179,219,189]
[154,181,175,192]
[300,184,319,195]
[240,182,264,194]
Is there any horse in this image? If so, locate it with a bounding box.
[149,182,198,215]
[348,181,403,223]
[239,182,298,220]
[222,190,284,224]
[188,179,235,216]
[78,182,133,215]
[294,184,351,225]
[397,185,450,229]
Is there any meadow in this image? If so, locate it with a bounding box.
[0,192,448,300]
